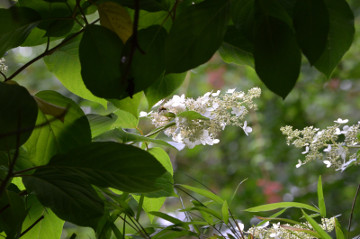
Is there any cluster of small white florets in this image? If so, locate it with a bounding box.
[281,118,360,171]
[247,217,335,239]
[0,58,7,73]
[143,88,261,148]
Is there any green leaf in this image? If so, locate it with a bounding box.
[44,34,107,107]
[87,114,118,138]
[130,26,167,93]
[0,189,27,238]
[221,200,229,224]
[112,110,139,128]
[39,142,168,193]
[253,7,301,98]
[177,111,209,120]
[23,173,105,228]
[136,10,172,31]
[302,210,332,239]
[245,202,319,213]
[317,176,326,217]
[313,0,355,78]
[145,73,186,108]
[165,0,230,73]
[0,7,40,57]
[257,207,288,226]
[148,147,173,176]
[20,195,64,239]
[219,43,254,68]
[293,0,329,64]
[179,185,223,204]
[80,25,126,99]
[114,0,170,12]
[19,0,75,37]
[152,227,197,239]
[149,211,189,229]
[335,218,345,239]
[0,82,38,151]
[96,128,179,150]
[23,90,91,166]
[132,195,166,223]
[110,91,144,118]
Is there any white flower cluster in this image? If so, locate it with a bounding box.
[281,118,360,171]
[0,58,7,73]
[144,88,261,148]
[247,217,335,239]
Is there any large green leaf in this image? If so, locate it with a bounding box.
[313,0,354,77]
[145,73,186,108]
[23,90,91,166]
[0,82,38,151]
[0,7,40,57]
[110,91,144,118]
[20,195,64,239]
[80,25,127,99]
[87,114,118,138]
[23,173,104,228]
[44,34,107,107]
[165,0,230,73]
[293,0,329,64]
[130,26,167,93]
[38,142,168,193]
[254,1,301,98]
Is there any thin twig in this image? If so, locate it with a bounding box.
[19,215,44,238]
[229,210,245,239]
[76,0,88,25]
[347,183,360,238]
[128,216,150,239]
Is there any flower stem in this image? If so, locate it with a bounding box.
[145,122,176,137]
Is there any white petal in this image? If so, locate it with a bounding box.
[302,146,309,154]
[323,160,332,168]
[212,90,220,96]
[139,111,148,117]
[226,88,236,94]
[334,118,349,124]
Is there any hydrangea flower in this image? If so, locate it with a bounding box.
[281,119,360,171]
[146,88,261,148]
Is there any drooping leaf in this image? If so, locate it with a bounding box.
[129,26,167,93]
[0,7,40,57]
[44,34,107,107]
[79,25,126,99]
[0,82,38,151]
[221,200,229,224]
[313,0,354,78]
[335,218,345,239]
[245,202,319,213]
[23,90,91,166]
[98,1,133,43]
[23,173,105,228]
[293,0,329,64]
[34,96,67,122]
[37,142,168,193]
[165,0,230,73]
[253,3,301,98]
[149,211,189,229]
[20,195,64,239]
[145,72,186,108]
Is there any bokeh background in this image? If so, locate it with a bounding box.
[2,0,360,237]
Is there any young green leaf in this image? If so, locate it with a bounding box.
[245,202,319,213]
[177,111,209,121]
[222,200,229,224]
[335,218,345,239]
[317,176,326,217]
[149,211,189,229]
